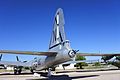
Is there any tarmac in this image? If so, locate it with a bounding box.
[0,69,120,80]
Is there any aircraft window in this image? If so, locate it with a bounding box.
[65,41,69,43]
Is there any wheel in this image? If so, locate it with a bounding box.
[18,68,22,74]
[30,69,34,73]
[14,69,17,75]
[14,67,22,74]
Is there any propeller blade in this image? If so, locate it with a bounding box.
[75,50,79,53]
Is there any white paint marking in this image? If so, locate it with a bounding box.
[56,14,59,25]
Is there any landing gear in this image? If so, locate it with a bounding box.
[14,69,17,75]
[47,68,55,77]
[47,68,52,76]
[14,67,22,75]
[30,69,34,73]
[18,68,22,74]
[51,67,56,71]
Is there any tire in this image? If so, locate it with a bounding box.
[30,69,34,73]
[14,70,17,75]
[18,69,22,74]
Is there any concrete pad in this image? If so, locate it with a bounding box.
[0,70,120,80]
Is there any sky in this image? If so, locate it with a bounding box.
[0,0,120,61]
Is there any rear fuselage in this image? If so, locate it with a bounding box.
[32,40,75,70]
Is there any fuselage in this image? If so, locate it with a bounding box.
[32,40,76,70]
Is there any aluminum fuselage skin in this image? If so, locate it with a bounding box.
[32,41,74,70]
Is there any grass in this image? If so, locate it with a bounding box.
[76,64,111,69]
[0,69,13,72]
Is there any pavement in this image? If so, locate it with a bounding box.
[0,69,120,80]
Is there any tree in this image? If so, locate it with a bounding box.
[75,62,88,69]
[75,54,87,69]
[75,54,86,61]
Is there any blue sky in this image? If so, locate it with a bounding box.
[0,0,120,61]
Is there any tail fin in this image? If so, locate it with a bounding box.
[49,8,66,49]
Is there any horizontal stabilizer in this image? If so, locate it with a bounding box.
[0,50,57,56]
[0,61,31,67]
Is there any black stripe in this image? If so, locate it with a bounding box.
[59,31,63,42]
[68,50,72,58]
[55,17,57,24]
[49,42,61,49]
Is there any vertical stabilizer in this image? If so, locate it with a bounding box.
[49,8,66,49]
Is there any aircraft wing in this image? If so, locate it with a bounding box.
[0,50,57,56]
[77,52,120,56]
[0,61,31,67]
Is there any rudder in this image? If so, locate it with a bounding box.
[49,8,66,49]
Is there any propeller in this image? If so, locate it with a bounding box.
[72,50,79,61]
[75,50,79,53]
